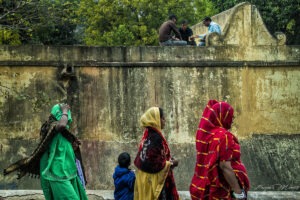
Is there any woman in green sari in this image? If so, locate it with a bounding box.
[40,103,88,200]
[4,103,88,200]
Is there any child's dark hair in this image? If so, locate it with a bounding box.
[118,152,131,168]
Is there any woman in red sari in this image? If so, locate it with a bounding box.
[190,100,250,200]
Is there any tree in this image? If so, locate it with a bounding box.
[0,0,81,45]
[0,0,218,46]
[77,0,217,46]
[193,0,216,22]
[1,0,298,45]
[30,0,81,45]
[0,0,31,44]
[211,0,300,45]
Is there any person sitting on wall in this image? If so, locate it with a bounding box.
[159,14,187,46]
[179,20,196,46]
[190,16,221,46]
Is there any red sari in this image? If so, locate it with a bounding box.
[190,100,250,200]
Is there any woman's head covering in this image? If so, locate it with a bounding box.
[198,100,234,133]
[140,107,161,132]
[50,104,72,128]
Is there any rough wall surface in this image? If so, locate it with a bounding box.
[0,1,300,195]
[0,55,299,191]
[191,2,286,46]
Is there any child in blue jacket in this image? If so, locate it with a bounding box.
[113,152,136,200]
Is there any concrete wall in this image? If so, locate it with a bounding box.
[0,45,299,192]
[0,2,300,194]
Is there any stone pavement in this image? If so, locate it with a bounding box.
[0,190,300,200]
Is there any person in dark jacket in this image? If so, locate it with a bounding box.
[179,20,196,46]
[113,152,136,200]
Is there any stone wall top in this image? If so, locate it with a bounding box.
[0,45,299,67]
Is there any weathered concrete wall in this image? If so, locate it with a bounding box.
[0,65,299,140]
[0,2,300,196]
[0,47,299,192]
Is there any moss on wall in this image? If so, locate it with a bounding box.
[0,43,299,191]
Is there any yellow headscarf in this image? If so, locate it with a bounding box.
[140,107,161,132]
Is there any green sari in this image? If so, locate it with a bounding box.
[40,104,88,200]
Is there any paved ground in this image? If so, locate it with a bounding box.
[0,190,300,200]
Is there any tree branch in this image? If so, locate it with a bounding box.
[0,0,32,21]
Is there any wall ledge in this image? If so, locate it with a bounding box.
[0,61,299,67]
[0,45,299,67]
[0,190,300,200]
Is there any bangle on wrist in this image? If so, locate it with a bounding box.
[62,113,68,117]
[232,189,246,199]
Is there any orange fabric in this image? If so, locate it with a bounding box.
[190,100,250,200]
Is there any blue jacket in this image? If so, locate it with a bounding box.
[113,165,135,200]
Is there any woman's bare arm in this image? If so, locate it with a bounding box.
[55,104,70,132]
[219,161,242,194]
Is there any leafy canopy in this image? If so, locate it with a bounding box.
[0,0,298,45]
[0,0,80,45]
[77,0,216,46]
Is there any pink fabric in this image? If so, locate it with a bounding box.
[190,100,250,200]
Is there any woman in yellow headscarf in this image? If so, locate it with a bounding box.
[134,107,180,200]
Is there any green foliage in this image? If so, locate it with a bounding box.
[0,0,80,45]
[1,0,298,45]
[211,0,300,45]
[0,28,21,45]
[194,0,217,21]
[78,0,217,46]
[102,25,135,46]
[31,0,81,45]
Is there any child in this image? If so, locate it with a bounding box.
[113,152,136,200]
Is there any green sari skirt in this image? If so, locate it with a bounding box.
[40,133,88,200]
